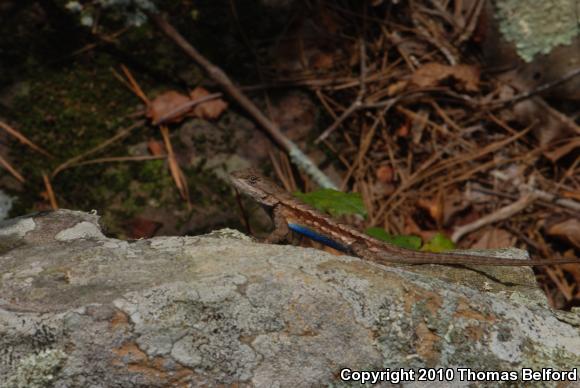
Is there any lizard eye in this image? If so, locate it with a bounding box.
[248,176,259,185]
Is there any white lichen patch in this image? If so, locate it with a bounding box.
[55,221,104,241]
[6,349,67,388]
[0,217,35,239]
[496,0,579,62]
[202,228,252,241]
[148,237,186,253]
[100,240,135,257]
[489,298,580,361]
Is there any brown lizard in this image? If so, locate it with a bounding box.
[230,168,580,266]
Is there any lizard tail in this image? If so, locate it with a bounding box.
[351,244,580,267]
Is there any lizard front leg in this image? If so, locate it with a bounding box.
[264,205,291,244]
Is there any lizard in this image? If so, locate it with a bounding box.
[230,168,580,267]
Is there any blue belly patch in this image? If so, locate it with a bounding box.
[288,223,348,252]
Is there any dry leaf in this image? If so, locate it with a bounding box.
[147,91,191,124]
[411,63,480,92]
[147,88,227,124]
[545,218,580,249]
[189,87,228,120]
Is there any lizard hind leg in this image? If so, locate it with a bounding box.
[349,242,382,261]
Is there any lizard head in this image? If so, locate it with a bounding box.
[230,169,283,206]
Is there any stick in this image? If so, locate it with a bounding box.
[147,12,337,190]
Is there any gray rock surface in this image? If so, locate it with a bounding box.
[0,210,578,387]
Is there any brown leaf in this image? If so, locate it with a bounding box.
[189,87,228,120]
[147,91,191,124]
[545,218,580,249]
[411,63,480,92]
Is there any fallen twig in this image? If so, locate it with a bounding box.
[451,192,537,243]
[70,155,166,168]
[147,12,337,189]
[491,171,580,212]
[483,67,580,109]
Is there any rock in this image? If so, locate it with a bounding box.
[0,210,578,387]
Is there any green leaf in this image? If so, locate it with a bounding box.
[365,227,422,250]
[422,233,456,253]
[294,189,367,218]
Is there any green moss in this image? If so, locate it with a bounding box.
[9,62,136,196]
[3,58,164,229]
[2,1,276,237]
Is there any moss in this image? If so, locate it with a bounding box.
[11,62,134,158]
[5,59,157,231]
[2,1,279,237]
[8,60,137,209]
